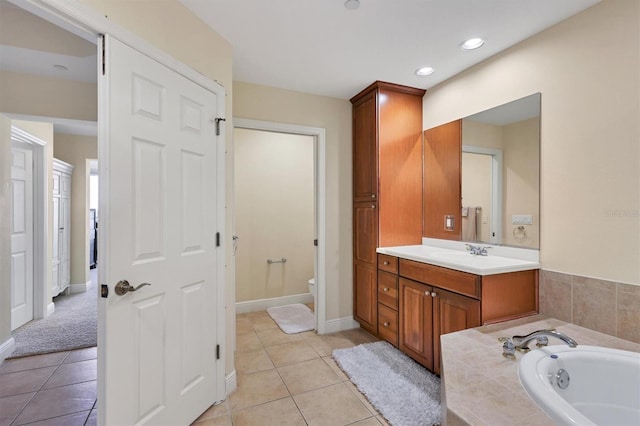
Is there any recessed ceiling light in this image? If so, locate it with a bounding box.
[415,66,435,76]
[344,0,360,10]
[460,37,485,51]
[53,64,69,71]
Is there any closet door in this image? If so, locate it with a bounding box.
[51,173,61,296]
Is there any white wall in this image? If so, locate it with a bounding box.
[424,0,639,285]
[234,129,315,302]
[0,114,12,356]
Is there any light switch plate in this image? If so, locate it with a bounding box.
[512,214,533,225]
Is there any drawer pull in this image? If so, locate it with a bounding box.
[383,322,390,327]
[383,261,389,266]
[383,287,389,292]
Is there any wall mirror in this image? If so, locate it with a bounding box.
[423,93,540,249]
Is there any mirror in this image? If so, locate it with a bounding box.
[424,93,540,249]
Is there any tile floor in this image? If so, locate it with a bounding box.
[1,310,384,426]
[0,346,97,426]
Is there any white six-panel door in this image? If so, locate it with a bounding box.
[100,35,221,425]
[10,144,34,331]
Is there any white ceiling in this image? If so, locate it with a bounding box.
[179,0,599,99]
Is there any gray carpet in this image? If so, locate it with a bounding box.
[10,280,97,358]
[333,341,441,426]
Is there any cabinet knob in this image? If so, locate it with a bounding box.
[371,204,376,209]
[383,261,389,266]
[371,194,376,199]
[383,322,390,327]
[431,292,437,298]
[383,287,389,292]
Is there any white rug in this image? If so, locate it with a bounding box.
[266,303,315,334]
[333,341,441,426]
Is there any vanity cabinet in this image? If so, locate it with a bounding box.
[351,81,425,336]
[391,256,536,375]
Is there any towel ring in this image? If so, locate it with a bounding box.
[513,225,526,240]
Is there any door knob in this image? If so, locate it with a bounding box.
[114,280,151,296]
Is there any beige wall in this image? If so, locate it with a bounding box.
[0,114,12,354]
[233,82,353,320]
[79,0,236,373]
[424,0,639,285]
[0,70,97,121]
[461,152,492,242]
[234,129,315,302]
[53,134,97,287]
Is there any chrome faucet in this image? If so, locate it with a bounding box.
[465,243,492,256]
[512,329,578,352]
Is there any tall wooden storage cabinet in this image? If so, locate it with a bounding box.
[52,158,73,297]
[351,81,425,336]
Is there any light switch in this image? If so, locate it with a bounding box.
[444,215,455,231]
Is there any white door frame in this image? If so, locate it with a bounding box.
[462,144,503,244]
[12,0,227,416]
[233,118,328,334]
[10,126,50,320]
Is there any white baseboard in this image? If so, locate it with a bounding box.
[235,293,314,314]
[321,316,360,334]
[69,280,92,294]
[0,337,16,364]
[225,370,237,397]
[46,302,55,318]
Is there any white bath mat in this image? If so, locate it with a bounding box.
[267,303,315,334]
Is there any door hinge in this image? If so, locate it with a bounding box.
[100,284,109,298]
[214,118,226,136]
[101,35,106,76]
[314,239,318,247]
[216,344,220,360]
[216,232,220,247]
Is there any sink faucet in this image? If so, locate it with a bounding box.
[512,329,578,352]
[465,244,492,256]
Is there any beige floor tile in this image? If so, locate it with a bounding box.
[236,317,254,335]
[42,359,97,389]
[344,381,380,416]
[294,382,371,426]
[63,347,97,364]
[229,369,290,411]
[192,414,233,426]
[0,393,34,425]
[265,341,319,367]
[235,349,275,375]
[193,400,230,422]
[0,366,56,398]
[13,381,96,425]
[305,334,357,357]
[232,397,306,426]
[0,352,67,374]
[278,358,342,395]
[257,328,303,347]
[349,417,383,426]
[322,356,349,381]
[236,331,265,353]
[376,415,392,426]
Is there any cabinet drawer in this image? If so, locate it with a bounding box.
[378,270,398,309]
[399,259,480,299]
[378,254,398,273]
[378,303,398,347]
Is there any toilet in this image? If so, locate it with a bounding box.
[308,278,316,301]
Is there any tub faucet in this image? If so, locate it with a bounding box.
[512,329,578,352]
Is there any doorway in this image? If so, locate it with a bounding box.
[234,119,327,333]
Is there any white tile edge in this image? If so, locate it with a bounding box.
[225,370,237,398]
[0,337,16,364]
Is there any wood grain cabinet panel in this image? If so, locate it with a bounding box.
[377,270,398,309]
[399,278,434,370]
[378,304,399,347]
[354,262,377,334]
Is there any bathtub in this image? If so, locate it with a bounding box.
[518,345,640,426]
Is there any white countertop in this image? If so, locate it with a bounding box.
[376,244,540,275]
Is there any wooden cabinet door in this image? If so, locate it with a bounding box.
[432,288,481,375]
[352,90,377,203]
[353,202,378,334]
[399,278,433,370]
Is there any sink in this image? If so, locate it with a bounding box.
[518,345,640,425]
